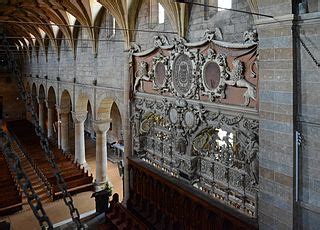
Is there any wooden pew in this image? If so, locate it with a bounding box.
[8,120,93,201]
[0,152,22,216]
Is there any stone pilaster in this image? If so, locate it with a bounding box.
[72,111,87,167]
[257,14,296,230]
[37,97,45,130]
[60,110,70,152]
[56,105,62,149]
[93,120,111,191]
[46,100,55,138]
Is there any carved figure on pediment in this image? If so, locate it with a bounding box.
[243,29,258,43]
[173,37,188,54]
[225,59,256,106]
[134,61,150,93]
[202,28,223,41]
[153,35,169,47]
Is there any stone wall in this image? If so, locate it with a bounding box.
[298,12,320,229]
[187,0,254,42]
[256,0,295,228]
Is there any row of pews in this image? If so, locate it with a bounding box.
[8,120,93,200]
[0,150,22,216]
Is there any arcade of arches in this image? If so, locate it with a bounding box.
[0,0,320,229]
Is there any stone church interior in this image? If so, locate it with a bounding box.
[0,0,319,229]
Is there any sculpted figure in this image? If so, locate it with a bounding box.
[153,35,169,47]
[244,133,259,185]
[133,61,150,93]
[243,29,258,43]
[225,59,256,106]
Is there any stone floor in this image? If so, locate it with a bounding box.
[0,130,123,229]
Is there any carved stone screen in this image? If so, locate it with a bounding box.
[131,31,259,218]
[172,54,193,96]
[203,61,220,90]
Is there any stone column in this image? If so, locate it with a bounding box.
[47,104,55,139]
[93,120,111,191]
[38,98,45,130]
[60,111,70,152]
[72,111,87,166]
[56,106,62,149]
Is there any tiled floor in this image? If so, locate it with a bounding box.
[0,130,123,229]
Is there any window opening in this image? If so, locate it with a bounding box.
[158,3,165,24]
[218,0,232,11]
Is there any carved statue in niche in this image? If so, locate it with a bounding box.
[134,61,150,93]
[243,132,259,185]
[225,59,256,106]
[175,137,188,155]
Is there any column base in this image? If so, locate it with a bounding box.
[79,162,90,172]
[94,180,113,192]
[94,180,107,192]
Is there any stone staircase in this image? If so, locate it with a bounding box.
[10,141,51,209]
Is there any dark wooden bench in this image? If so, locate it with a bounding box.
[0,152,22,216]
[8,120,94,201]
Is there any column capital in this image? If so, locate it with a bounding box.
[93,119,112,134]
[72,111,88,123]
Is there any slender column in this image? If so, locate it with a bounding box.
[38,98,45,130]
[56,106,62,149]
[60,111,70,152]
[47,104,55,138]
[72,111,88,166]
[93,120,111,191]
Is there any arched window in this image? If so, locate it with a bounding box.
[106,12,116,38]
[149,1,165,27]
[218,0,232,11]
[158,3,165,24]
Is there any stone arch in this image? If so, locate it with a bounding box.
[25,81,31,93]
[47,86,57,108]
[60,90,72,113]
[75,91,91,113]
[96,98,115,121]
[38,84,46,100]
[85,100,94,135]
[31,82,37,98]
[109,102,123,142]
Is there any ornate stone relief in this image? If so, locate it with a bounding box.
[134,32,258,106]
[131,95,259,216]
[131,29,259,217]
